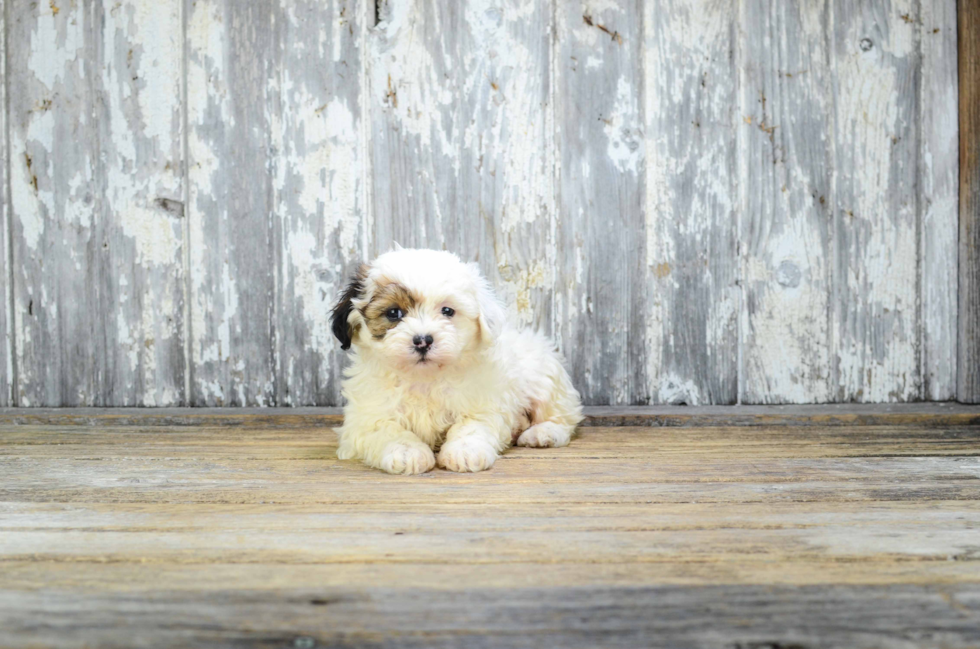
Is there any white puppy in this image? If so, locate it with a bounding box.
[331,248,583,474]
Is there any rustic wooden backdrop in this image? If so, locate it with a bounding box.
[1,0,970,406]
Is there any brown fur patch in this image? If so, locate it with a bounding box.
[361,282,419,339]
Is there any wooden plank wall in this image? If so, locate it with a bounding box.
[0,0,963,406]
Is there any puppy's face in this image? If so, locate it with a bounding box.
[331,249,504,371]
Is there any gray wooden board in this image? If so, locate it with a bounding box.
[920,0,958,401]
[367,0,460,254]
[554,0,646,405]
[642,0,740,405]
[454,0,555,336]
[739,0,834,403]
[8,1,102,407]
[7,1,186,407]
[367,0,555,335]
[833,0,921,402]
[1,585,979,649]
[0,0,9,407]
[186,0,280,406]
[100,0,187,407]
[1,404,979,428]
[274,0,365,406]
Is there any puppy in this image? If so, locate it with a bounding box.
[330,248,583,474]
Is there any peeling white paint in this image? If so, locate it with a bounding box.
[29,9,83,91]
[497,259,549,326]
[603,77,642,174]
[835,6,919,402]
[657,375,701,405]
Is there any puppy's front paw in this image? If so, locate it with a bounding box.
[437,437,498,473]
[380,442,435,475]
[516,422,571,448]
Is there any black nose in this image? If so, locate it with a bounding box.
[412,334,434,352]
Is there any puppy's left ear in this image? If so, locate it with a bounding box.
[466,262,506,344]
[331,265,368,350]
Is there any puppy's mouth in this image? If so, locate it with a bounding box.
[412,348,444,367]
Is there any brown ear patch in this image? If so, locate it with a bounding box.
[361,282,420,340]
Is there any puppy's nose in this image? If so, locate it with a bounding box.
[412,334,434,352]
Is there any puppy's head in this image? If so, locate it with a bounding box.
[331,249,505,370]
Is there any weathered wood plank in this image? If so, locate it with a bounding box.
[7,500,977,533]
[8,1,107,405]
[920,0,958,400]
[0,0,9,407]
[100,0,186,406]
[2,559,976,592]
[739,0,833,403]
[366,0,458,252]
[186,0,278,406]
[960,0,980,403]
[367,0,554,333]
[7,1,185,406]
[642,0,739,405]
[2,404,980,428]
[5,508,978,563]
[1,584,978,648]
[4,450,978,505]
[6,436,978,460]
[555,0,645,404]
[4,422,980,458]
[7,2,185,407]
[274,0,364,406]
[833,0,920,401]
[457,0,555,333]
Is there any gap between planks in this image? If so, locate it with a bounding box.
[0,404,979,428]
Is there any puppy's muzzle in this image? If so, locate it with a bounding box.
[412,334,434,356]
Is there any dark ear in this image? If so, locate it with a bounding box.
[331,265,367,350]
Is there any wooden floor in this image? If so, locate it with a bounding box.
[2,406,980,648]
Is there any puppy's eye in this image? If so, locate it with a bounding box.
[385,307,404,322]
[441,307,455,318]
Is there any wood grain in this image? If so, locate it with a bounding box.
[367,0,555,334]
[7,1,186,407]
[457,0,556,335]
[960,0,980,403]
[739,0,833,403]
[0,0,9,407]
[186,0,279,406]
[2,403,980,428]
[833,0,920,402]
[8,1,101,407]
[102,0,187,407]
[555,0,645,404]
[274,0,365,406]
[642,0,739,405]
[366,0,459,253]
[3,584,979,649]
[0,411,979,647]
[920,0,958,400]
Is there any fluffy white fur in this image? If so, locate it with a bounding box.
[331,248,583,474]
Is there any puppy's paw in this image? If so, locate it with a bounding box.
[437,436,498,473]
[516,422,572,448]
[379,442,436,475]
